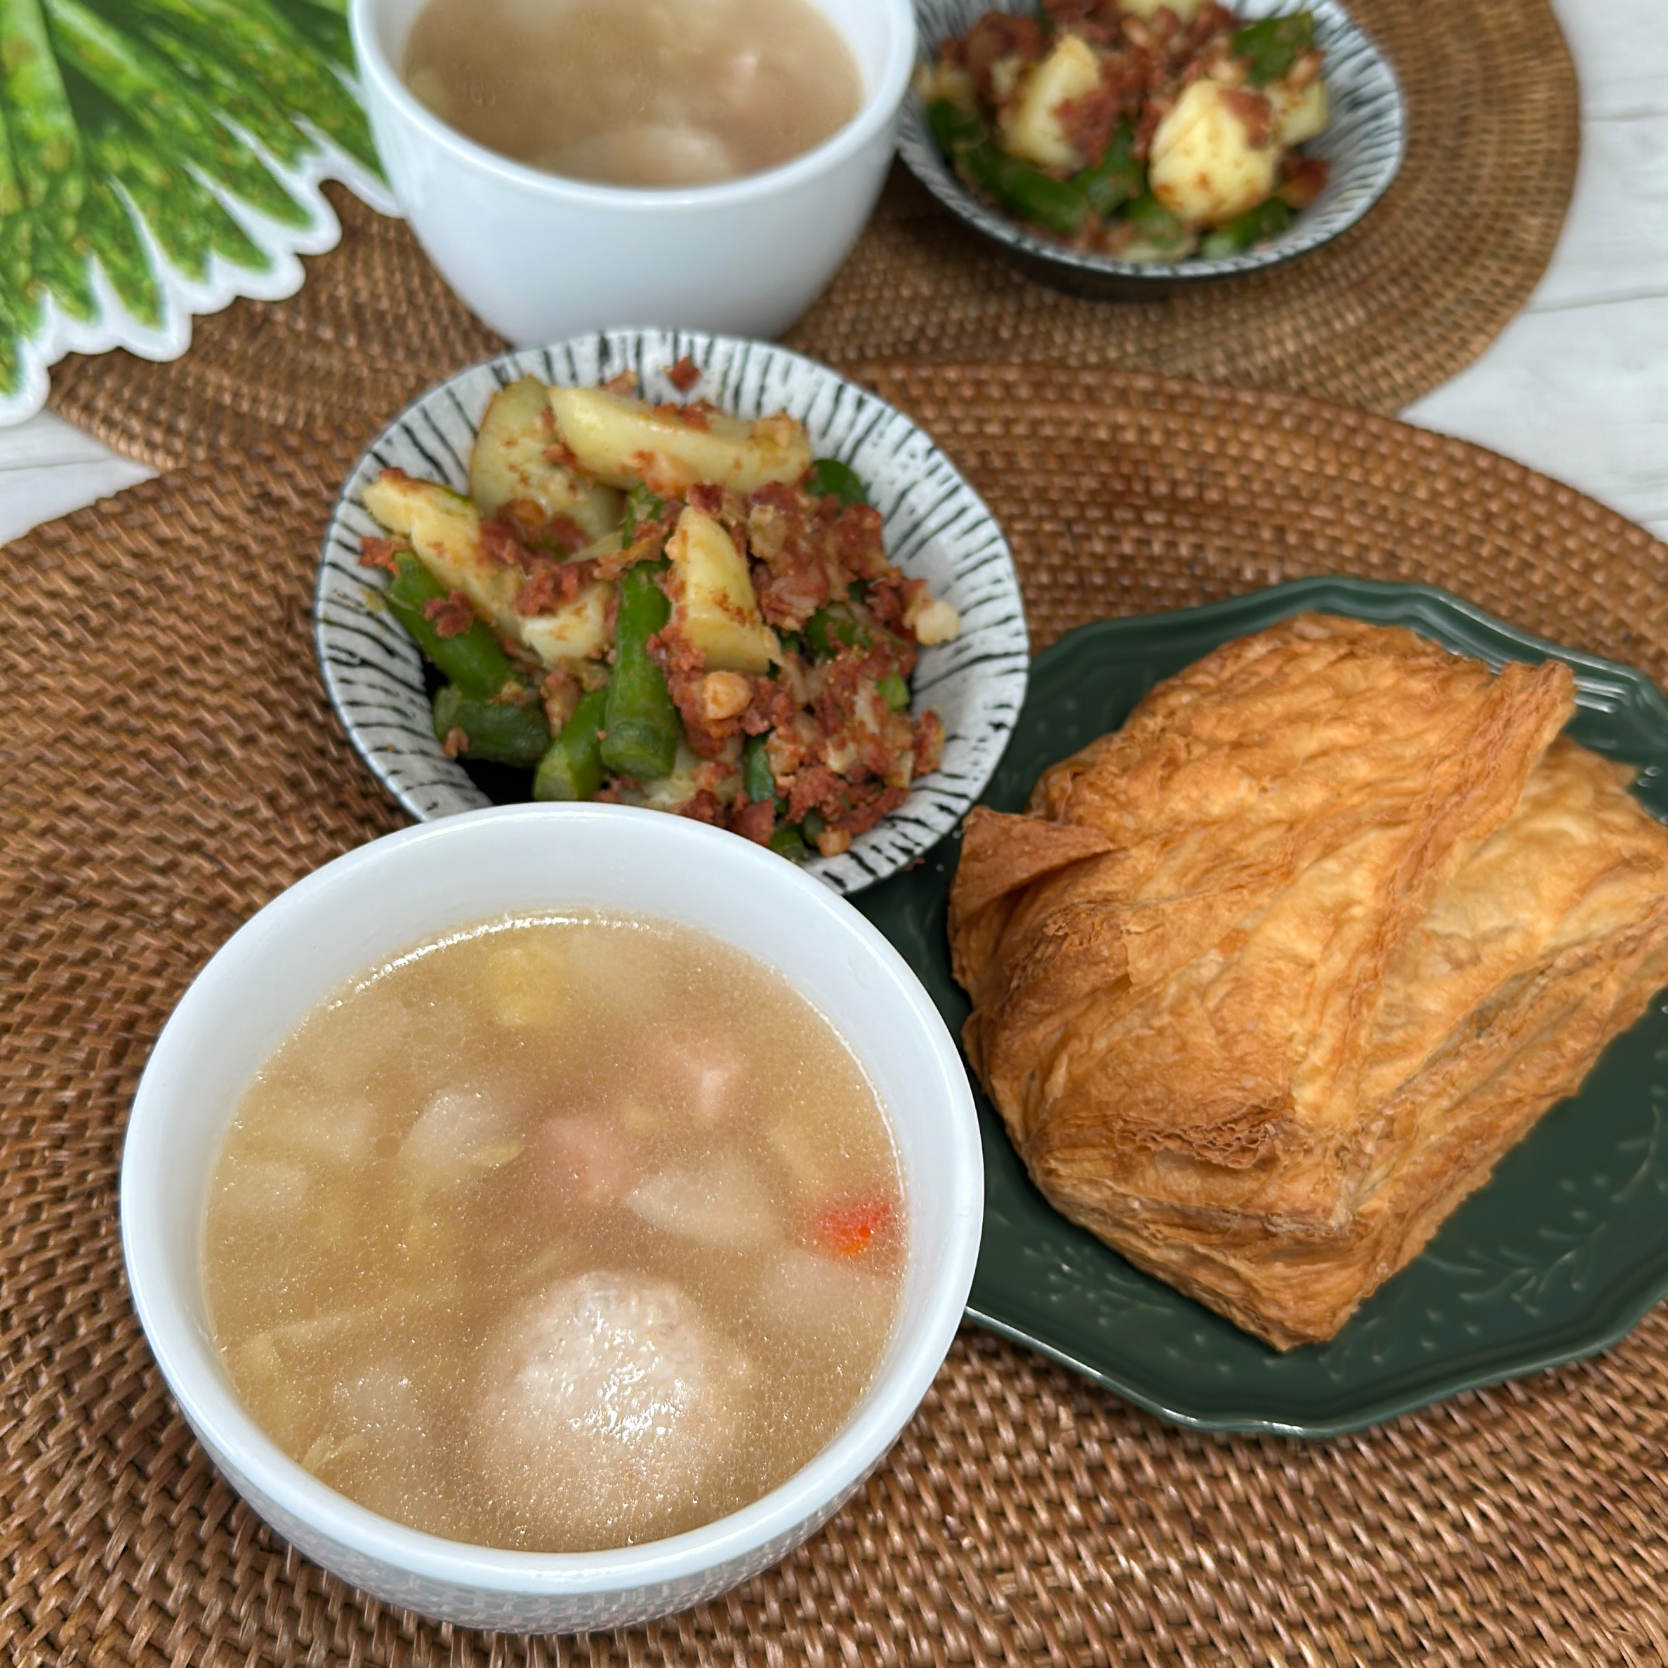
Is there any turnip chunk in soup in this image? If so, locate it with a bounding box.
[402,0,864,188]
[201,911,906,1552]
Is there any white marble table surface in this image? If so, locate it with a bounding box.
[0,0,1661,549]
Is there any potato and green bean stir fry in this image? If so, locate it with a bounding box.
[359,365,960,859]
[918,0,1329,261]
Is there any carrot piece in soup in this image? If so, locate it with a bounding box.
[809,1199,893,1259]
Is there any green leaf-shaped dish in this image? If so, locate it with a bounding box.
[854,577,1668,1436]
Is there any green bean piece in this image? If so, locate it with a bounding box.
[742,733,775,803]
[139,21,311,168]
[0,0,82,212]
[1231,12,1315,86]
[800,809,826,839]
[45,0,311,227]
[382,550,525,701]
[877,673,911,713]
[432,684,550,769]
[804,606,864,660]
[1199,195,1293,258]
[926,99,1093,237]
[959,139,1091,237]
[925,97,984,157]
[1072,120,1141,218]
[1125,191,1193,256]
[805,457,868,506]
[768,824,807,862]
[803,609,838,659]
[117,0,381,175]
[600,559,681,781]
[533,686,608,802]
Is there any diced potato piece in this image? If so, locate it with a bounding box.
[1148,79,1277,226]
[605,743,707,813]
[280,1096,375,1168]
[768,1108,850,1194]
[362,471,523,643]
[301,1429,367,1476]
[997,33,1103,170]
[482,935,572,1028]
[1271,77,1329,146]
[401,1088,521,1187]
[230,1334,320,1452]
[1117,0,1205,17]
[626,1157,779,1250]
[988,53,1024,103]
[519,580,613,665]
[666,505,778,674]
[913,60,976,110]
[906,590,961,646]
[639,743,703,812]
[754,1249,896,1346]
[619,1098,661,1135]
[470,376,623,540]
[549,386,811,496]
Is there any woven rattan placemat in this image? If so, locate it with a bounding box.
[6,366,1667,1665]
[42,0,1577,471]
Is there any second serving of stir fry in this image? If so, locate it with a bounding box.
[918,0,1329,262]
[358,363,960,861]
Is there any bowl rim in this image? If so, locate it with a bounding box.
[897,0,1407,285]
[348,0,918,212]
[313,328,1029,896]
[120,801,985,1599]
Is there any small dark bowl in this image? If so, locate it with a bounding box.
[898,0,1405,299]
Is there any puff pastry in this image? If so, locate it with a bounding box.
[950,615,1668,1348]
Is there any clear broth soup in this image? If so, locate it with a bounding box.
[203,911,905,1551]
[403,0,865,188]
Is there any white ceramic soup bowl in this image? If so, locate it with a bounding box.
[122,803,982,1633]
[348,0,915,343]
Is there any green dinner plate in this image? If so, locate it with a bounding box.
[853,577,1668,1436]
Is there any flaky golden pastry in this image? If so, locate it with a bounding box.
[950,615,1668,1348]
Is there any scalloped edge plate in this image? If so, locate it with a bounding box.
[854,577,1668,1435]
[0,134,394,428]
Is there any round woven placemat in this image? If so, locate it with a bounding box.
[42,0,1577,471]
[6,367,1667,1667]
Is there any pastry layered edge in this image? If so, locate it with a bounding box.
[951,617,1668,1349]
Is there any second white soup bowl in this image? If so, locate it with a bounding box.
[121,803,983,1631]
[348,0,915,342]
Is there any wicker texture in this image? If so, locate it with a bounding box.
[43,0,1577,470]
[6,368,1668,1665]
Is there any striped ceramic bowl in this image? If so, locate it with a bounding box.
[314,330,1029,895]
[899,0,1405,296]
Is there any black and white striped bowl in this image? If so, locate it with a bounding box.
[899,0,1405,297]
[315,331,1029,896]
